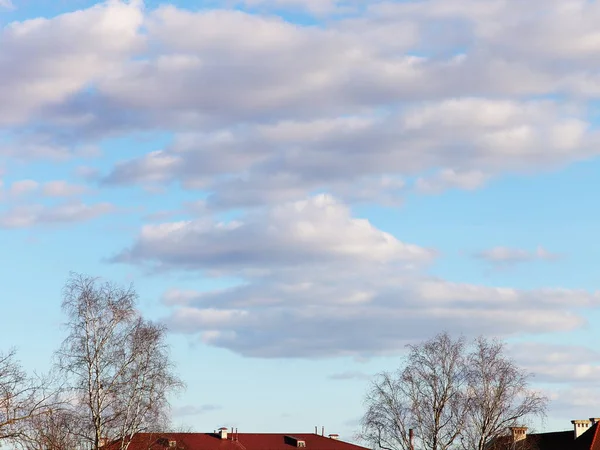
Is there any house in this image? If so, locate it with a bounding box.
[104,428,370,450]
[490,418,600,450]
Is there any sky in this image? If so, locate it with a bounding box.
[1,0,600,442]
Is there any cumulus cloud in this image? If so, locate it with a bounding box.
[103,99,593,207]
[160,272,598,358]
[113,194,434,271]
[0,0,143,125]
[476,246,561,266]
[113,194,599,358]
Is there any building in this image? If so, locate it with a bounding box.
[105,428,370,450]
[490,418,600,450]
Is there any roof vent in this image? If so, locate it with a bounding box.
[285,436,306,447]
[218,427,228,440]
[169,441,177,448]
[328,434,339,440]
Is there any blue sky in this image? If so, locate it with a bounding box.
[2,0,600,440]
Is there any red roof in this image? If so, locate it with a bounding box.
[110,432,369,450]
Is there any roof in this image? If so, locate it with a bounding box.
[488,423,600,450]
[107,432,369,450]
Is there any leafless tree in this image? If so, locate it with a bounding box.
[16,407,83,450]
[460,337,547,450]
[56,273,185,450]
[0,349,61,445]
[362,333,468,450]
[361,334,547,450]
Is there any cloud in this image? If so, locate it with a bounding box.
[329,371,372,381]
[172,404,222,417]
[113,195,599,358]
[2,179,89,199]
[0,0,14,10]
[0,201,115,228]
[476,246,561,266]
[0,0,143,125]
[113,194,435,271]
[9,180,39,196]
[509,342,600,384]
[240,0,363,15]
[103,99,593,207]
[415,169,488,193]
[41,181,88,197]
[161,277,598,358]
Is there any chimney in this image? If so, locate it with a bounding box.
[409,429,414,450]
[572,420,591,439]
[218,427,228,440]
[590,418,600,425]
[321,427,324,437]
[509,427,528,443]
[328,434,339,440]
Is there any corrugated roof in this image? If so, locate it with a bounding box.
[107,432,369,450]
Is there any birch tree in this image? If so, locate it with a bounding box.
[460,337,547,450]
[361,334,547,450]
[0,349,60,444]
[56,273,184,450]
[362,333,468,450]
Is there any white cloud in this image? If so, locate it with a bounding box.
[172,404,222,417]
[113,194,599,358]
[510,343,600,384]
[103,99,593,207]
[415,169,488,193]
[160,272,598,358]
[476,246,561,266]
[9,179,39,196]
[0,201,115,228]
[114,194,435,271]
[240,0,364,15]
[0,0,143,124]
[0,0,14,10]
[42,180,88,197]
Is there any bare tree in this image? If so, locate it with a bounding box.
[0,349,61,444]
[460,337,547,450]
[56,273,184,450]
[17,407,82,450]
[362,333,468,450]
[361,334,547,450]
